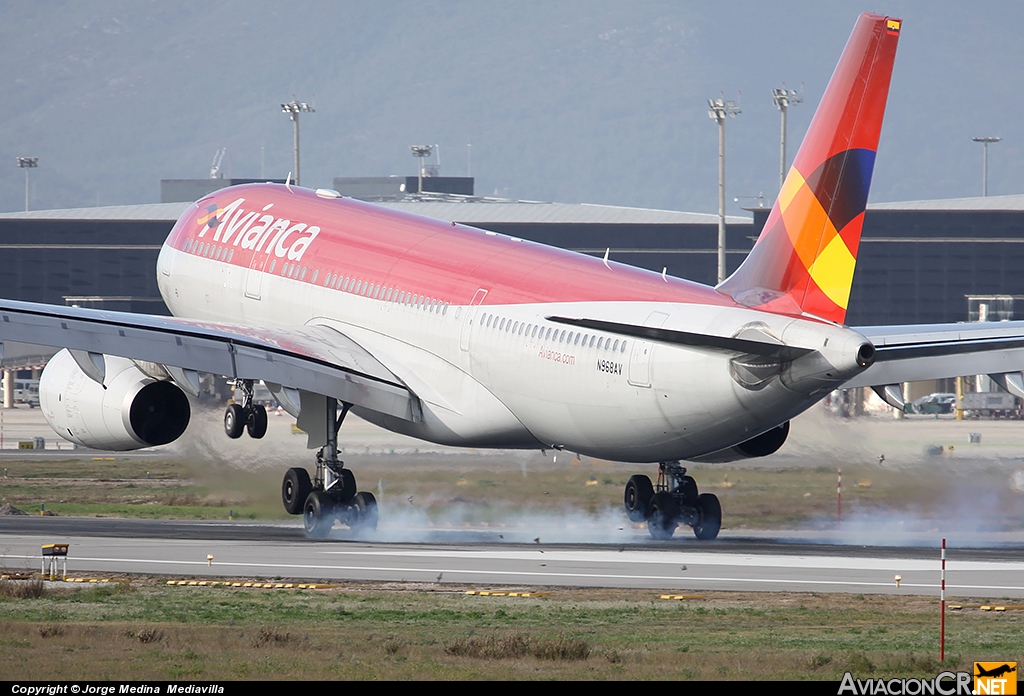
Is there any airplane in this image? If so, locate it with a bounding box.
[4,12,1024,540]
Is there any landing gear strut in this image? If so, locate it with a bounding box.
[280,397,377,538]
[623,462,721,541]
[224,379,267,439]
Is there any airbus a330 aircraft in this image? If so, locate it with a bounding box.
[5,13,1024,540]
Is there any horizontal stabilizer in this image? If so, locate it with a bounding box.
[846,322,1024,388]
[546,315,813,361]
[871,384,905,410]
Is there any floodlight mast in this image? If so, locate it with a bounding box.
[410,145,432,194]
[772,87,803,191]
[281,101,314,186]
[971,136,1001,197]
[708,98,741,284]
[17,157,38,212]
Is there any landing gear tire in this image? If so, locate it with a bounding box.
[693,493,721,541]
[224,403,245,439]
[647,491,679,540]
[335,469,357,505]
[303,490,334,538]
[247,404,268,439]
[350,491,378,532]
[624,475,654,522]
[282,467,313,515]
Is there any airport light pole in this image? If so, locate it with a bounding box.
[971,136,1001,197]
[410,145,432,194]
[17,157,37,212]
[772,87,803,191]
[281,101,314,186]
[708,98,741,284]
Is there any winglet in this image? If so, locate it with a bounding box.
[718,13,901,324]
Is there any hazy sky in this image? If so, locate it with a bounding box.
[1,1,1021,214]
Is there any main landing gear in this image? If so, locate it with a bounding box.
[224,379,268,439]
[623,462,721,541]
[279,397,377,538]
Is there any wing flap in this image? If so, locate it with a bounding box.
[0,299,421,422]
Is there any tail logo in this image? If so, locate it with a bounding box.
[775,148,875,316]
[717,13,900,325]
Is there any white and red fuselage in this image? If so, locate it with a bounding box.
[156,184,870,463]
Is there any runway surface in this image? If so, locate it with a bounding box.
[1,516,1022,598]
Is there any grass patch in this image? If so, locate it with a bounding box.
[0,580,1019,679]
[0,578,47,599]
[444,632,590,661]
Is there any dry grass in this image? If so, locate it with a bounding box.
[0,580,1017,680]
[444,632,590,661]
[0,578,46,599]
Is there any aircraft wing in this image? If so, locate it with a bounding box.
[0,298,421,422]
[844,322,1024,389]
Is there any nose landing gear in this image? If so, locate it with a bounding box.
[623,462,721,540]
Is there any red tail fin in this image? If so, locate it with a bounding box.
[718,13,901,324]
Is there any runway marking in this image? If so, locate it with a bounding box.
[2,553,1022,593]
[314,548,1024,573]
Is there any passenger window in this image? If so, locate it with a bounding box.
[589,335,596,348]
[621,341,628,353]
[567,332,574,344]
[574,333,581,345]
[268,259,276,274]
[613,340,620,351]
[559,330,566,342]
[499,318,505,331]
[311,269,317,283]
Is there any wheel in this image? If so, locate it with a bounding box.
[224,403,245,439]
[282,467,312,515]
[247,404,268,439]
[303,490,334,538]
[350,491,378,532]
[334,468,357,504]
[624,475,654,522]
[646,491,679,540]
[693,493,721,541]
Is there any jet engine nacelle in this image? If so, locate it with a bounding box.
[688,421,790,464]
[39,349,191,451]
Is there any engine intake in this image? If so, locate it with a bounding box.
[39,349,190,450]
